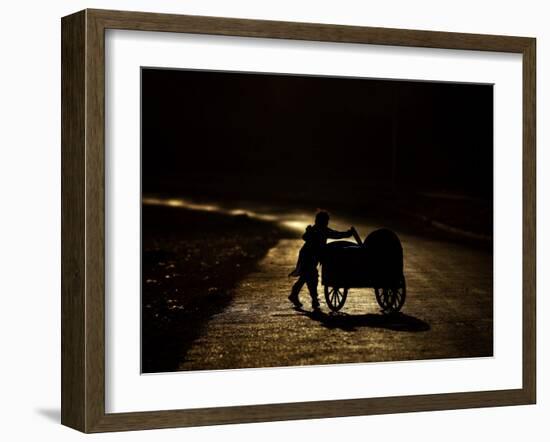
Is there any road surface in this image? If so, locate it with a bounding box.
[175,208,493,371]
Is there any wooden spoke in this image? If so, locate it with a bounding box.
[324,286,348,312]
[375,277,406,314]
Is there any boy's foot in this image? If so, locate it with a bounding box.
[311,299,320,309]
[288,294,302,308]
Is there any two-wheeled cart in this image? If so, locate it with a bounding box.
[320,228,406,313]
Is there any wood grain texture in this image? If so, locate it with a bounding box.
[522,38,536,403]
[90,8,532,53]
[90,389,530,433]
[61,10,86,432]
[85,10,107,432]
[60,8,537,433]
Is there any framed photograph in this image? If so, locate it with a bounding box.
[61,9,536,433]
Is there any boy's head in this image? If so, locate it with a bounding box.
[314,211,330,227]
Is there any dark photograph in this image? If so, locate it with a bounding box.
[141,68,493,374]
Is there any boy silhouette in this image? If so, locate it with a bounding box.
[288,211,352,309]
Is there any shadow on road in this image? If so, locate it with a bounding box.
[297,308,430,332]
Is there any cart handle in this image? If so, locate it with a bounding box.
[351,226,363,246]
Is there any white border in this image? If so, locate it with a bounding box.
[105,29,523,413]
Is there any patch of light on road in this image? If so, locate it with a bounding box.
[280,220,310,232]
[144,197,223,214]
[143,196,306,231]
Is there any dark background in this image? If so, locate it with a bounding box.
[140,68,495,373]
[142,68,493,209]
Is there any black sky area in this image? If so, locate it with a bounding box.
[142,68,493,205]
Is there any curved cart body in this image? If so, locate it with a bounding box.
[320,228,406,313]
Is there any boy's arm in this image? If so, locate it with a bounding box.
[326,227,353,239]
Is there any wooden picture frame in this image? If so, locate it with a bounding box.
[61,8,536,433]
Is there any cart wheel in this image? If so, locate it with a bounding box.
[374,276,406,314]
[324,286,348,312]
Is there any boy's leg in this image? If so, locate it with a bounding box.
[288,276,305,307]
[305,270,320,309]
